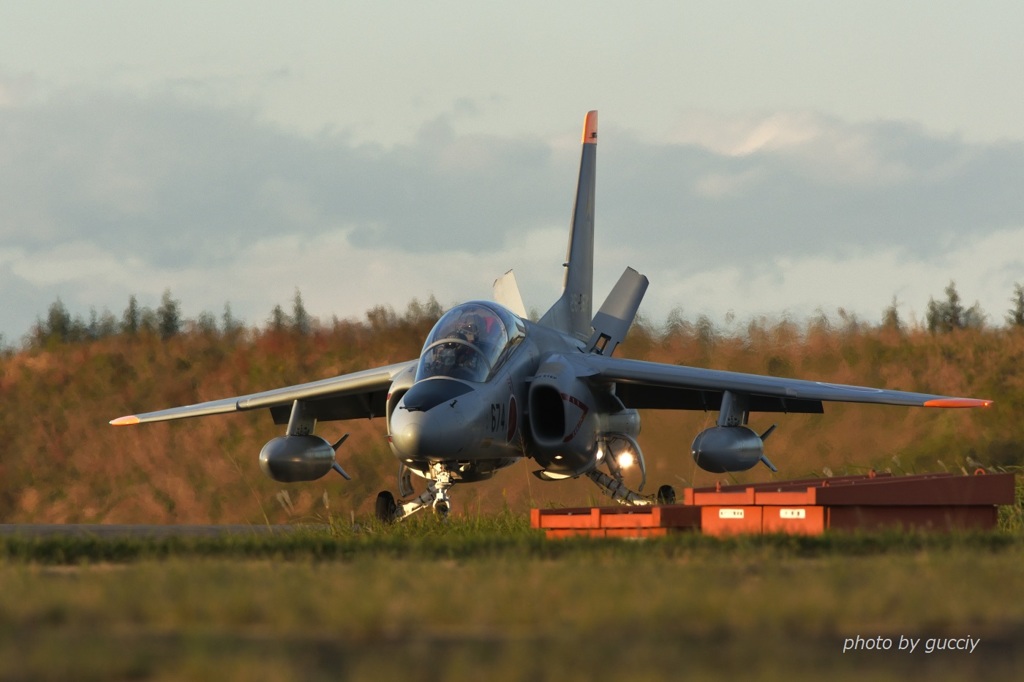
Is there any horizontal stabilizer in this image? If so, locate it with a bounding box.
[493,270,528,318]
[586,267,649,356]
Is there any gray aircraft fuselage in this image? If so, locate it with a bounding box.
[388,301,587,484]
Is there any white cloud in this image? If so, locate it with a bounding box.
[642,225,1024,328]
[2,90,1024,343]
[667,111,823,157]
[667,110,955,187]
[693,169,764,199]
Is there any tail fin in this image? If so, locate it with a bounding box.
[539,110,598,340]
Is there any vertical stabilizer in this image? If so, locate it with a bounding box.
[540,110,597,340]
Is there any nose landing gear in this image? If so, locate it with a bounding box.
[375,462,455,522]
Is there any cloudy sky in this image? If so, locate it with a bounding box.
[2,1,1024,342]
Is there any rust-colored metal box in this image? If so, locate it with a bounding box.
[532,472,1016,538]
[531,504,701,539]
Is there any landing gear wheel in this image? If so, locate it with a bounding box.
[375,490,397,522]
[433,500,450,518]
[657,484,676,505]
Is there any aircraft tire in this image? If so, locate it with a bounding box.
[656,484,676,505]
[375,491,397,522]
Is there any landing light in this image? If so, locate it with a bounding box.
[617,451,635,469]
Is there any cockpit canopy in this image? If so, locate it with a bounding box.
[416,302,526,383]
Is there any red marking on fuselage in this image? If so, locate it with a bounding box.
[507,395,518,442]
[560,392,589,443]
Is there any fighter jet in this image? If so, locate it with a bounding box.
[111,111,992,521]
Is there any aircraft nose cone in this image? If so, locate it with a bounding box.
[391,418,424,458]
[389,380,475,459]
[391,409,462,458]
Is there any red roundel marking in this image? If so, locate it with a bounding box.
[506,395,518,443]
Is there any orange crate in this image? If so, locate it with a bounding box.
[531,504,700,538]
[700,506,762,536]
[530,507,600,529]
[761,505,826,535]
[688,488,757,507]
[533,473,1015,538]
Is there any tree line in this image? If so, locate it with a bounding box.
[20,279,1024,352]
[29,290,245,348]
[834,280,1024,335]
[25,289,446,351]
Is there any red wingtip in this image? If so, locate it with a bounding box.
[582,110,597,145]
[923,398,993,409]
[110,415,141,426]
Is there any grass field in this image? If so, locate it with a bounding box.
[1,515,1022,681]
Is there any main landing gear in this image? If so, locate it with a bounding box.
[375,462,454,522]
[586,435,676,505]
[586,470,676,505]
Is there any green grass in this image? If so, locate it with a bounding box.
[998,474,1024,532]
[1,515,1023,680]
[2,509,1021,564]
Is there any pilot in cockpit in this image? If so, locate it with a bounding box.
[455,316,481,344]
[452,315,481,374]
[417,304,516,382]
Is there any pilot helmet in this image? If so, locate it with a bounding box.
[459,314,483,341]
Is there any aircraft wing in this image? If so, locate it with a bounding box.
[111,360,418,426]
[563,354,991,413]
